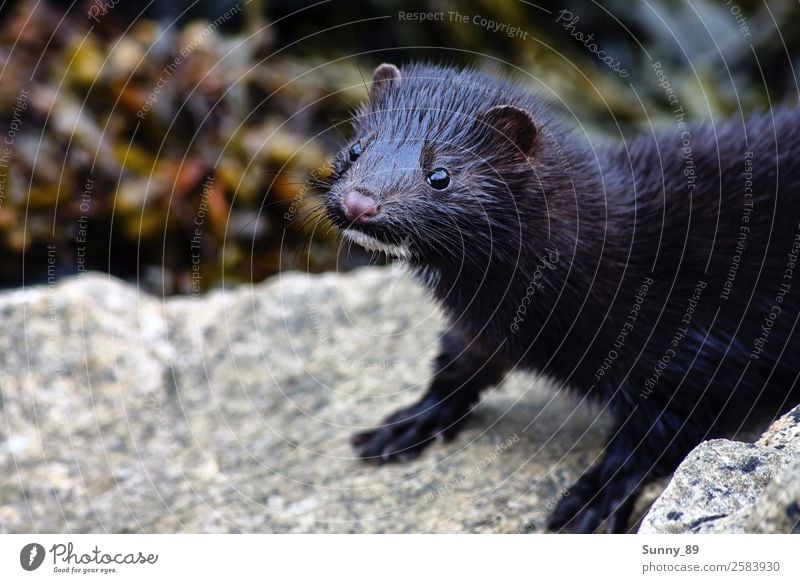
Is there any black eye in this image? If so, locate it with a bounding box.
[426,168,450,190]
[349,141,362,162]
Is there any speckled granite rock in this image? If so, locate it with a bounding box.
[0,267,611,533]
[639,405,800,533]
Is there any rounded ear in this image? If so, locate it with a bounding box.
[369,63,401,102]
[478,105,538,157]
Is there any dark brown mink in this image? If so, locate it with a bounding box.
[323,62,800,533]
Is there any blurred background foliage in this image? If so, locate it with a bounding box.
[0,0,797,294]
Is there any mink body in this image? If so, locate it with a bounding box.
[323,63,800,533]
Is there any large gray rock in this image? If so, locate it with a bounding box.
[0,267,611,533]
[640,405,800,533]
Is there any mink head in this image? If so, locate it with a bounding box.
[325,63,550,267]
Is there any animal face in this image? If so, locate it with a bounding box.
[324,63,540,264]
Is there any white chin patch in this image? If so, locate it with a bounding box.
[342,229,411,259]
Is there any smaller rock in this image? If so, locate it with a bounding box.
[640,404,800,533]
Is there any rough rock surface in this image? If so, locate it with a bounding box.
[4,267,797,533]
[0,267,612,533]
[640,405,800,533]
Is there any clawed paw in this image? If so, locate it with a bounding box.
[546,467,641,533]
[351,394,471,463]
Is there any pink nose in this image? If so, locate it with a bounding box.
[342,190,379,223]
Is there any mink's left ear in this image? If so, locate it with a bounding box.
[477,104,538,157]
[369,63,401,102]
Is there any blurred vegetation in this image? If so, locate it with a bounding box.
[0,0,797,294]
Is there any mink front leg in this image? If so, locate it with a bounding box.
[351,326,510,463]
[547,405,704,533]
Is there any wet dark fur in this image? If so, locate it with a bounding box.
[324,63,800,533]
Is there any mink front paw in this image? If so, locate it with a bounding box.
[351,393,472,463]
[546,467,641,533]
